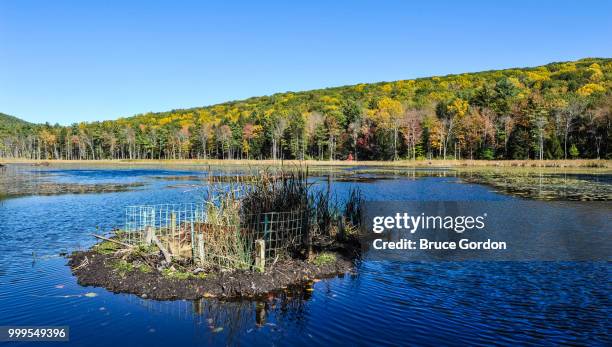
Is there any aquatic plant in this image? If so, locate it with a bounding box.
[119,168,362,272]
[344,187,364,228]
[239,168,309,217]
[461,170,612,201]
[198,178,252,270]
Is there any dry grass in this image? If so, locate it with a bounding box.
[2,158,610,168]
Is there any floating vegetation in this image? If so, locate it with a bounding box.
[332,174,397,183]
[149,175,204,181]
[0,165,144,199]
[150,174,259,183]
[461,170,612,201]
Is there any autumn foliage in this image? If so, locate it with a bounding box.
[1,58,610,160]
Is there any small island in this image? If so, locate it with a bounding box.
[69,170,363,299]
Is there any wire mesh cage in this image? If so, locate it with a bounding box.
[123,202,308,269]
[240,210,308,261]
[124,203,206,258]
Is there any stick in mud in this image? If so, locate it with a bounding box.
[91,234,132,248]
[150,235,172,263]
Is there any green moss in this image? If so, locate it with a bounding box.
[112,260,134,276]
[312,252,337,266]
[132,244,159,257]
[194,273,207,280]
[162,269,206,280]
[95,240,120,255]
[113,260,154,276]
[137,264,152,273]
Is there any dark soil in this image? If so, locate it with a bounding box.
[69,246,356,300]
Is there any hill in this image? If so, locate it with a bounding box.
[1,58,611,160]
[0,112,32,134]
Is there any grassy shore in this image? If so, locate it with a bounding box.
[1,158,610,169]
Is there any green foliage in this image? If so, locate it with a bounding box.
[546,136,564,159]
[112,260,134,276]
[312,252,337,266]
[508,126,531,159]
[94,240,120,255]
[0,112,33,134]
[480,147,495,160]
[569,144,580,158]
[1,58,611,160]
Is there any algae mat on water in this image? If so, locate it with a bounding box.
[460,170,611,201]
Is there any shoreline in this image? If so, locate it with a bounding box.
[2,158,610,169]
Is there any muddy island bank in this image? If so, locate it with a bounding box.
[69,237,359,300]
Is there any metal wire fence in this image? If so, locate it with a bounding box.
[124,203,205,258]
[241,210,308,260]
[123,202,308,269]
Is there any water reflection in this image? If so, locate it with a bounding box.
[122,283,316,345]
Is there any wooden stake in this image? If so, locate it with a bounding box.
[154,236,173,263]
[197,234,204,266]
[145,226,155,245]
[255,239,265,272]
[170,212,176,254]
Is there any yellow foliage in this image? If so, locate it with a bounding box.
[557,63,577,74]
[454,75,472,89]
[159,117,173,126]
[427,91,453,102]
[375,97,403,125]
[425,115,443,151]
[320,95,339,104]
[507,77,524,89]
[212,105,226,114]
[526,70,550,83]
[577,83,606,97]
[353,84,366,93]
[227,107,241,122]
[39,129,56,145]
[587,63,603,82]
[448,98,469,118]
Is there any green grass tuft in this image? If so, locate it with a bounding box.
[112,260,134,276]
[312,252,337,266]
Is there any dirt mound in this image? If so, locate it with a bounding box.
[69,248,355,300]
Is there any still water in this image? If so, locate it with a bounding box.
[0,166,609,346]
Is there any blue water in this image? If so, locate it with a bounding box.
[0,167,609,346]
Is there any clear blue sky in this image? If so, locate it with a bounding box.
[1,0,611,125]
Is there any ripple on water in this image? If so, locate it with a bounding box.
[0,167,610,346]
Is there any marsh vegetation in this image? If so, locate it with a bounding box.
[70,168,363,298]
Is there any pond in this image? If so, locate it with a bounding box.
[0,165,610,346]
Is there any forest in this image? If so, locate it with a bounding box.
[1,58,611,161]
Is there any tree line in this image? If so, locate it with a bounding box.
[1,58,610,161]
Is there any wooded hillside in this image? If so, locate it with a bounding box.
[1,58,610,160]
